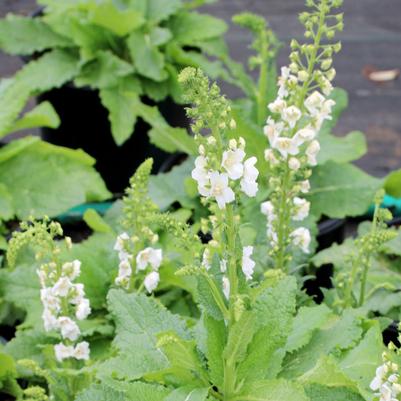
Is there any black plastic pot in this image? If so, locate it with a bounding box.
[39,86,189,193]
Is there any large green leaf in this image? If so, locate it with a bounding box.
[0,138,110,218]
[135,102,197,155]
[308,161,383,219]
[7,101,60,134]
[149,158,195,209]
[285,304,333,354]
[167,12,227,45]
[75,384,126,401]
[318,131,367,164]
[305,384,365,401]
[164,386,209,401]
[99,78,140,145]
[98,290,189,381]
[237,276,297,381]
[89,2,144,36]
[0,183,14,220]
[147,0,182,23]
[238,379,309,401]
[385,169,401,198]
[128,31,167,82]
[75,50,134,89]
[0,14,72,55]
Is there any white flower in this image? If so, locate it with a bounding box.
[371,365,389,391]
[278,67,297,98]
[264,118,284,146]
[268,98,287,114]
[202,248,211,270]
[261,201,275,221]
[209,171,235,209]
[321,77,333,96]
[305,91,325,116]
[240,157,259,197]
[293,127,316,145]
[42,308,59,332]
[70,283,85,305]
[222,148,245,180]
[192,156,209,184]
[264,149,279,166]
[54,343,74,362]
[136,247,163,271]
[306,140,320,166]
[220,259,227,273]
[114,232,129,252]
[62,260,81,280]
[58,316,80,341]
[144,271,160,293]
[282,106,301,128]
[73,341,90,361]
[288,157,301,171]
[118,259,132,278]
[273,137,300,159]
[293,197,310,221]
[242,246,256,281]
[300,180,311,193]
[290,227,311,254]
[52,277,72,297]
[222,276,230,300]
[40,288,60,313]
[76,298,91,321]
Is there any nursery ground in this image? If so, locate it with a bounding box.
[1,0,401,178]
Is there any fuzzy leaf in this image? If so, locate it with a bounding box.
[0,183,14,220]
[305,384,365,401]
[16,49,80,92]
[7,101,60,134]
[308,161,383,219]
[318,131,367,164]
[0,14,72,55]
[203,313,226,387]
[98,290,189,381]
[0,138,110,218]
[164,386,209,401]
[135,102,196,155]
[149,158,195,210]
[89,2,144,36]
[75,384,126,401]
[167,12,227,45]
[238,379,309,401]
[128,31,167,82]
[285,304,333,353]
[99,78,140,145]
[75,50,134,89]
[237,276,297,381]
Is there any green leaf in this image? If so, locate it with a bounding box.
[281,310,364,379]
[237,276,297,381]
[128,31,167,82]
[285,304,333,353]
[7,101,60,134]
[16,49,80,92]
[224,311,255,366]
[318,131,367,164]
[0,352,17,378]
[135,102,197,155]
[99,78,140,145]
[61,233,117,309]
[75,384,126,401]
[167,12,227,45]
[147,0,182,23]
[203,313,226,387]
[75,50,134,89]
[164,386,209,401]
[308,161,383,219]
[0,14,72,55]
[98,289,189,381]
[125,381,170,401]
[0,183,14,220]
[83,209,113,233]
[89,2,144,36]
[238,379,309,401]
[149,158,195,210]
[385,168,401,198]
[0,139,110,218]
[305,384,365,401]
[150,27,173,46]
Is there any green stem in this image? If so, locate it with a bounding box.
[226,204,238,321]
